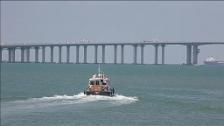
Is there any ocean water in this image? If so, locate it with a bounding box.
[1,63,224,126]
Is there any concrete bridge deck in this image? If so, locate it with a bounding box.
[1,41,224,65]
[1,41,224,48]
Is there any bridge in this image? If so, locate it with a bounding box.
[1,41,224,65]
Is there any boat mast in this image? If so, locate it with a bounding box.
[98,64,101,74]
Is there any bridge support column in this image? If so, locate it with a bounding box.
[8,48,15,63]
[114,45,117,64]
[35,47,39,63]
[11,48,16,63]
[50,46,54,63]
[58,46,62,63]
[42,46,45,63]
[66,46,70,63]
[133,45,137,64]
[161,44,165,64]
[8,48,11,62]
[76,45,79,64]
[193,45,199,65]
[94,45,98,64]
[186,45,192,65]
[26,47,30,63]
[0,48,3,63]
[0,48,2,63]
[84,45,87,64]
[141,45,144,64]
[102,45,105,64]
[154,44,158,65]
[121,45,124,64]
[21,47,25,63]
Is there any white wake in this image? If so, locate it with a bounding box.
[3,93,138,111]
[31,92,138,105]
[2,93,138,116]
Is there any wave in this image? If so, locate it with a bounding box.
[31,93,138,105]
[2,93,138,116]
[3,93,138,111]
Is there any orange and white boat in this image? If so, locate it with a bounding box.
[84,65,115,96]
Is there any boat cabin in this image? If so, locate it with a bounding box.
[84,69,115,96]
[88,74,110,92]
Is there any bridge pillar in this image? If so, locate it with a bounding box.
[154,44,159,65]
[0,48,2,63]
[102,45,105,64]
[58,46,62,63]
[161,44,165,64]
[11,48,16,63]
[8,48,11,62]
[35,47,39,63]
[76,45,79,64]
[21,47,25,63]
[8,48,15,63]
[141,44,144,64]
[193,45,199,64]
[84,45,87,64]
[94,45,98,64]
[26,47,30,63]
[42,46,45,63]
[186,45,192,65]
[50,46,54,63]
[121,45,124,64]
[133,45,137,64]
[114,45,117,64]
[66,46,70,63]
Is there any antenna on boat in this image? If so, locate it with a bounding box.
[98,64,101,74]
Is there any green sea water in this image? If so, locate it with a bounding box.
[1,63,224,126]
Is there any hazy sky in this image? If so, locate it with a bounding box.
[1,1,224,64]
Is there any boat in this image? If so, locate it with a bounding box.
[204,56,224,65]
[84,65,115,96]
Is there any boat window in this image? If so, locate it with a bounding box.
[96,81,99,85]
[100,80,104,85]
[90,81,94,85]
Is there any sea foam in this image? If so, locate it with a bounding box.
[31,93,138,105]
